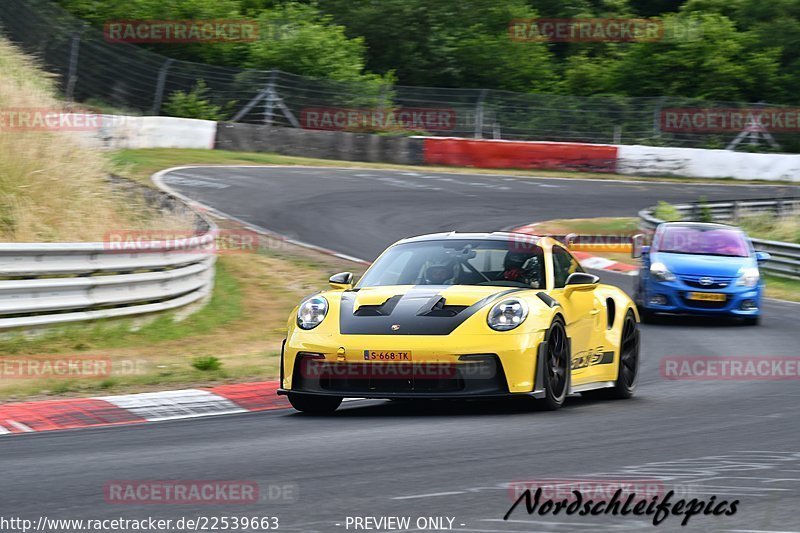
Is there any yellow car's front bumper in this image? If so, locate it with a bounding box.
[279,330,548,399]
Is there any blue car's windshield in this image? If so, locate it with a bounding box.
[654,226,750,257]
[357,239,545,289]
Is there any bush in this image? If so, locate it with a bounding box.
[697,196,714,223]
[163,80,234,121]
[191,356,222,372]
[653,201,683,222]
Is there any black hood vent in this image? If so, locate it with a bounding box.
[353,295,402,316]
[339,286,524,335]
[416,295,468,317]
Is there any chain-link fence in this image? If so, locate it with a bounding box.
[3,0,800,151]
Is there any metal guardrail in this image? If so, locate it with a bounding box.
[0,182,217,331]
[639,197,800,279]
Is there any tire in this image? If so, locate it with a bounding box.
[287,393,342,414]
[541,317,570,410]
[585,310,640,400]
[743,315,760,326]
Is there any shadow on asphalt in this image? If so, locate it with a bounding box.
[287,394,640,418]
[642,314,758,328]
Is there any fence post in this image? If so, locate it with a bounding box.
[475,89,488,139]
[151,58,175,115]
[613,125,622,144]
[652,96,666,138]
[264,69,278,125]
[64,31,83,101]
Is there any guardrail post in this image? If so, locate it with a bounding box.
[732,200,740,223]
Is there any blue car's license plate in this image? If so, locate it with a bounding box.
[687,292,726,302]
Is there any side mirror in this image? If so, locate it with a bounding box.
[631,235,646,259]
[564,272,600,296]
[755,251,770,263]
[329,272,354,290]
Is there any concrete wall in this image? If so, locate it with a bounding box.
[214,122,425,165]
[75,115,217,150]
[617,145,800,181]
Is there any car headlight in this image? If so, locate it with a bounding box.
[736,267,760,288]
[297,296,328,330]
[487,298,528,331]
[650,262,676,282]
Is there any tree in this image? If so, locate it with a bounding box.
[245,3,373,81]
[320,0,557,90]
[613,13,777,101]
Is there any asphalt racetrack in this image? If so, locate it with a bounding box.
[3,167,800,532]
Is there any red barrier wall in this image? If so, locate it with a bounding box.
[423,138,619,172]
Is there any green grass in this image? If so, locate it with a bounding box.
[737,213,800,244]
[532,217,640,235]
[649,202,800,244]
[763,274,800,302]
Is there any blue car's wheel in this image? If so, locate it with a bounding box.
[634,284,656,324]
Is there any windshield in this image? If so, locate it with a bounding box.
[654,226,750,257]
[358,239,545,289]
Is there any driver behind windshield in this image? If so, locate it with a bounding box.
[422,255,459,285]
[500,251,543,287]
[357,239,546,289]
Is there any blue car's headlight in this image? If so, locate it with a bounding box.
[650,262,676,282]
[736,267,760,288]
[297,296,328,330]
[487,298,528,331]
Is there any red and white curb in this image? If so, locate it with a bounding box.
[0,381,288,435]
[512,224,638,276]
[570,251,638,276]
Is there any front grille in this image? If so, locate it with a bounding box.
[292,354,508,396]
[679,275,734,290]
[319,365,466,394]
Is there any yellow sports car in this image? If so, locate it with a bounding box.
[279,232,640,414]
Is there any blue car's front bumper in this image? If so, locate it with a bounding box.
[640,278,762,317]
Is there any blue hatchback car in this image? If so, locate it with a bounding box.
[634,222,770,325]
